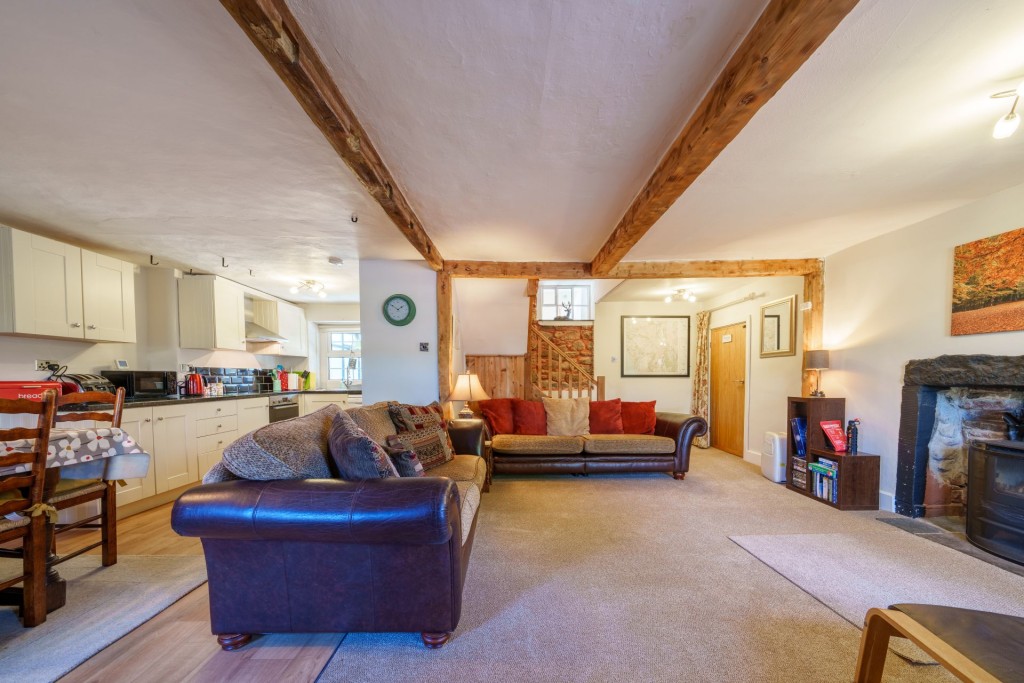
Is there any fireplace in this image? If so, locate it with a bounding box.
[967,441,1024,565]
[896,355,1024,518]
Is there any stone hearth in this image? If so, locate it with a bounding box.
[896,355,1024,518]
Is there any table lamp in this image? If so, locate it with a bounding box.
[805,349,830,397]
[449,373,490,418]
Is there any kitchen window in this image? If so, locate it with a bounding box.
[319,326,361,389]
[539,284,592,321]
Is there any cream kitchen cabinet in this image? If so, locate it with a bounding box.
[121,403,198,497]
[300,393,349,416]
[250,299,307,356]
[236,396,269,434]
[117,407,158,507]
[178,275,246,350]
[0,225,136,342]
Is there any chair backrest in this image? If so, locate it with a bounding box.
[55,388,125,428]
[0,390,58,516]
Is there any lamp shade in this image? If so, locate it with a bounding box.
[805,349,830,370]
[449,373,490,402]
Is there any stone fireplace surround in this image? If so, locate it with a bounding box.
[896,354,1024,517]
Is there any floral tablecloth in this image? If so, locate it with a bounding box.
[1,427,150,479]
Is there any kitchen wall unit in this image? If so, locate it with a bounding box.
[178,274,246,350]
[251,299,308,356]
[0,225,137,342]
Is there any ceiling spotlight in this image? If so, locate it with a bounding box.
[991,87,1021,139]
[328,256,344,267]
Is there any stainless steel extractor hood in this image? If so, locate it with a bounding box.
[245,321,288,343]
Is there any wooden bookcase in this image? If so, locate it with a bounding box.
[786,397,880,511]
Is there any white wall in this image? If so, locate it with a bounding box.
[454,279,529,357]
[705,278,804,464]
[359,260,439,404]
[593,300,698,414]
[824,179,1024,511]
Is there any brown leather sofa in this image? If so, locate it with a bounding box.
[491,412,707,479]
[171,412,486,650]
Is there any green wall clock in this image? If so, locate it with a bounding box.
[382,293,416,326]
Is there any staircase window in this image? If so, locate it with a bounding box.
[539,284,592,321]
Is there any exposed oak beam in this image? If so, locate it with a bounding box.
[221,0,443,270]
[590,0,859,275]
[801,263,824,397]
[445,259,818,279]
[437,271,453,408]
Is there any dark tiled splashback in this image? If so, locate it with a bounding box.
[191,367,277,395]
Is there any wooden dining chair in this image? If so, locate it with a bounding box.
[0,390,57,626]
[48,388,125,567]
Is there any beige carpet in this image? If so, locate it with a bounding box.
[730,530,1024,663]
[0,555,207,683]
[318,450,963,682]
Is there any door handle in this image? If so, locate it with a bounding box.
[70,322,81,328]
[733,379,745,384]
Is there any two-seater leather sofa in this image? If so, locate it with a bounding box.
[171,401,486,650]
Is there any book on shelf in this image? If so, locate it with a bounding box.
[790,417,808,456]
[792,456,807,473]
[820,420,848,452]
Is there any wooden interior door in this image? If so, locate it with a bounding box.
[710,322,747,456]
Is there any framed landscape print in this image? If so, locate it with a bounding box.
[620,315,690,377]
[952,226,1024,336]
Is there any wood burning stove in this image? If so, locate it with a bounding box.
[967,441,1024,566]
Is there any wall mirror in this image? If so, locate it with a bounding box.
[760,295,796,358]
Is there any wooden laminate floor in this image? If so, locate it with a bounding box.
[54,504,343,683]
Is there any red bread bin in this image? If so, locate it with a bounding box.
[0,381,63,401]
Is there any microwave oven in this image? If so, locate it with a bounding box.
[101,370,178,399]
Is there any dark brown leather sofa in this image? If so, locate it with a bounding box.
[171,418,487,650]
[491,412,707,479]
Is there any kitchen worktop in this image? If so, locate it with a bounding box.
[116,389,361,409]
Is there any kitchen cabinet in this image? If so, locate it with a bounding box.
[236,396,269,434]
[178,274,246,350]
[194,400,238,480]
[151,403,198,493]
[250,299,307,356]
[0,226,136,342]
[300,393,349,416]
[117,407,158,506]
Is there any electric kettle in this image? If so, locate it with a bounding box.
[185,373,206,396]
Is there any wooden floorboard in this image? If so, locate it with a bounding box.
[55,503,343,683]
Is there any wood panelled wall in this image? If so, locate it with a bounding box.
[466,355,526,399]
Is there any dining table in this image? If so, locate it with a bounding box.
[1,425,151,613]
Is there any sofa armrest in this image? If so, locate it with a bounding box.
[171,477,459,545]
[447,419,486,456]
[654,412,709,477]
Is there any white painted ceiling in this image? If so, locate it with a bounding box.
[1,0,1023,303]
[600,278,762,304]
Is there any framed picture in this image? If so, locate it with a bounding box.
[759,295,796,358]
[952,227,1024,335]
[620,315,690,377]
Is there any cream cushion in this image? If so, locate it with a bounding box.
[345,401,398,444]
[583,434,676,454]
[454,481,480,545]
[428,454,486,490]
[543,396,590,436]
[492,434,585,454]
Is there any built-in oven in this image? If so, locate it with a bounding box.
[268,393,300,423]
[101,370,178,399]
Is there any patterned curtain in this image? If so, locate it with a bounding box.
[691,310,711,448]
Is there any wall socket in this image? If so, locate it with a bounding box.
[419,342,430,352]
[35,360,58,371]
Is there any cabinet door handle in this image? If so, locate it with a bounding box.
[217,424,222,428]
[144,418,152,423]
[87,324,97,330]
[216,408,222,412]
[157,417,164,421]
[70,322,81,328]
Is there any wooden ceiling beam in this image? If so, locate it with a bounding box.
[221,0,443,270]
[590,0,859,276]
[444,258,819,279]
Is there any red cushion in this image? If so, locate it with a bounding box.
[512,399,547,435]
[478,398,514,435]
[621,401,656,434]
[589,399,624,434]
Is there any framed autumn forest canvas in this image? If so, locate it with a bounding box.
[952,226,1024,335]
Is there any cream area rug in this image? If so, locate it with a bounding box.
[0,555,207,683]
[730,529,1024,663]
[317,450,960,683]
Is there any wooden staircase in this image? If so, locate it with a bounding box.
[528,323,604,400]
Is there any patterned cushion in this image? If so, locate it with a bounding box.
[491,434,585,454]
[582,434,676,454]
[346,401,399,445]
[454,481,480,545]
[389,401,445,432]
[202,460,241,484]
[428,454,486,490]
[328,413,399,480]
[386,427,454,470]
[386,447,425,477]
[543,396,590,436]
[222,405,339,480]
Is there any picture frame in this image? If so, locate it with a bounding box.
[760,295,796,358]
[620,315,690,377]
